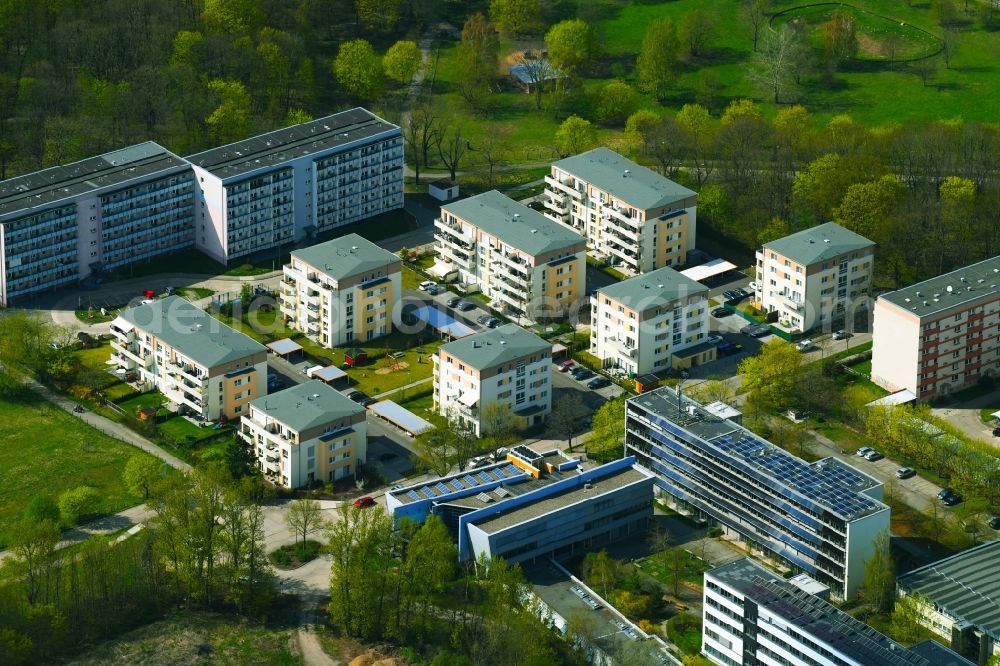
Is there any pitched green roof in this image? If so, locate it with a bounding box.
[596,266,707,311]
[248,380,365,433]
[763,222,874,266]
[118,296,266,368]
[442,190,584,257]
[553,147,696,210]
[439,324,549,371]
[879,255,1000,318]
[291,233,398,282]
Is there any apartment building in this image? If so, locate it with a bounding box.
[702,558,973,666]
[897,540,1000,665]
[387,453,653,564]
[186,107,403,263]
[544,147,696,274]
[433,190,586,320]
[0,142,194,305]
[240,380,367,488]
[434,324,551,436]
[110,296,267,420]
[591,266,711,376]
[754,222,875,333]
[280,234,401,347]
[625,387,889,600]
[871,256,1000,400]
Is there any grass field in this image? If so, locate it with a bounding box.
[0,385,155,545]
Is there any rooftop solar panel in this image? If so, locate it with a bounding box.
[506,464,521,476]
[476,492,494,503]
[406,490,421,501]
[478,471,493,483]
[463,475,477,487]
[450,479,465,491]
[435,482,449,494]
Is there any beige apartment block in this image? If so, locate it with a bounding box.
[111,296,267,421]
[871,255,1000,400]
[544,147,697,274]
[432,190,586,321]
[280,233,401,347]
[754,222,875,333]
[240,380,367,488]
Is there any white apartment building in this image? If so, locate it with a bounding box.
[702,558,972,666]
[280,233,401,347]
[110,296,267,420]
[544,147,697,274]
[186,107,403,263]
[754,222,875,333]
[591,266,711,376]
[432,190,586,321]
[434,324,551,436]
[240,380,367,488]
[871,256,1000,401]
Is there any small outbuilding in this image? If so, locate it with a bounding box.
[344,348,369,367]
[428,178,459,202]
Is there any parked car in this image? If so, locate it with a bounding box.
[711,307,731,318]
[353,496,375,508]
[419,280,437,291]
[446,296,461,307]
[717,341,743,355]
[346,390,370,403]
[856,446,874,457]
[469,456,487,468]
[748,325,770,338]
[748,281,760,291]
[993,427,1000,437]
[558,359,574,372]
[937,487,955,500]
[795,339,814,352]
[359,396,377,407]
[456,300,475,311]
[527,200,545,211]
[485,317,502,328]
[588,377,611,389]
[572,368,595,381]
[942,493,963,506]
[832,330,852,340]
[706,334,723,345]
[989,515,1000,530]
[895,467,916,479]
[739,323,757,335]
[477,314,492,325]
[426,284,443,295]
[864,450,883,461]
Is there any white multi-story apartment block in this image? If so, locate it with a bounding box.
[434,324,551,436]
[702,558,972,666]
[280,233,401,347]
[187,108,403,263]
[240,379,367,488]
[0,142,194,305]
[591,266,712,376]
[754,222,875,333]
[871,256,1000,401]
[110,296,267,420]
[626,387,889,600]
[432,190,586,320]
[544,147,697,274]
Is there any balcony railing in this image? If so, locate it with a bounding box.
[545,175,584,200]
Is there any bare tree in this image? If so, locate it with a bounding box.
[750,24,798,103]
[511,51,552,110]
[742,0,771,52]
[402,105,439,185]
[435,121,468,181]
[476,123,512,190]
[549,393,584,451]
[942,28,959,69]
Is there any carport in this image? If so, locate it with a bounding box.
[308,365,348,386]
[412,305,476,339]
[865,389,917,407]
[369,400,435,437]
[266,338,302,360]
[680,259,737,283]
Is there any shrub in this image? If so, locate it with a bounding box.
[272,549,291,565]
[58,486,100,524]
[24,494,61,524]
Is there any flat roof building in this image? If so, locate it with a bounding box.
[433,190,586,320]
[626,386,889,599]
[872,256,1000,401]
[897,539,1000,665]
[544,147,697,275]
[702,558,973,666]
[110,296,267,420]
[280,233,401,347]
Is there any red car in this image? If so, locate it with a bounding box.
[353,496,375,508]
[558,359,574,372]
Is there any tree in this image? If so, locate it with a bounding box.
[738,340,805,413]
[383,40,421,85]
[511,51,554,110]
[435,122,467,181]
[58,486,100,524]
[123,455,163,500]
[205,80,251,144]
[646,522,673,553]
[457,13,500,111]
[412,428,454,476]
[554,115,595,156]
[680,10,716,59]
[891,593,928,645]
[863,531,896,613]
[911,57,938,87]
[589,398,626,461]
[477,123,512,190]
[480,400,519,451]
[624,109,661,157]
[743,0,771,52]
[822,11,858,74]
[687,379,736,405]
[545,19,594,79]
[582,549,619,598]
[285,499,325,546]
[636,19,679,100]
[333,39,384,101]
[942,28,959,69]
[490,0,541,36]
[402,104,439,185]
[356,0,402,34]
[549,394,584,451]
[23,494,60,525]
[834,175,906,241]
[593,80,638,126]
[202,0,265,34]
[751,24,798,103]
[793,153,884,224]
[8,519,59,605]
[221,478,273,614]
[935,0,959,26]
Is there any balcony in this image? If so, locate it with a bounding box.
[545,175,584,200]
[492,268,530,291]
[492,287,527,311]
[433,217,475,244]
[546,195,571,216]
[605,336,638,359]
[603,205,641,230]
[778,293,805,312]
[111,340,143,366]
[439,245,475,270]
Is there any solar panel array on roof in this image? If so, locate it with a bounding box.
[450,479,465,492]
[435,482,449,494]
[478,471,493,484]
[494,487,510,498]
[419,486,436,498]
[389,463,531,505]
[463,475,477,486]
[406,490,421,501]
[476,492,494,503]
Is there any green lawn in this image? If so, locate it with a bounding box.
[402,265,426,291]
[158,415,218,444]
[0,385,156,546]
[117,392,167,415]
[178,287,215,300]
[74,307,119,324]
[342,341,441,397]
[637,548,711,588]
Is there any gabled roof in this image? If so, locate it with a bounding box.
[596,266,708,311]
[248,380,364,433]
[439,324,549,371]
[291,233,399,282]
[442,190,585,257]
[763,221,874,266]
[117,296,265,368]
[552,147,696,211]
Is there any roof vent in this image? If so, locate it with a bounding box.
[933,293,940,298]
[499,340,506,345]
[584,482,594,490]
[623,169,630,177]
[350,245,358,252]
[915,291,922,297]
[824,239,831,243]
[946,285,953,293]
[531,229,537,234]
[312,393,320,399]
[513,213,520,219]
[904,298,910,303]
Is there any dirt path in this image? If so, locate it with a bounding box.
[296,592,338,666]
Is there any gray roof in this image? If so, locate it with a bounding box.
[248,380,364,433]
[291,233,398,282]
[442,190,585,257]
[878,255,1000,319]
[709,558,952,666]
[439,324,549,371]
[552,147,696,211]
[908,641,975,666]
[897,539,1000,642]
[185,108,399,181]
[0,142,188,219]
[763,221,874,266]
[596,266,707,311]
[117,296,266,368]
